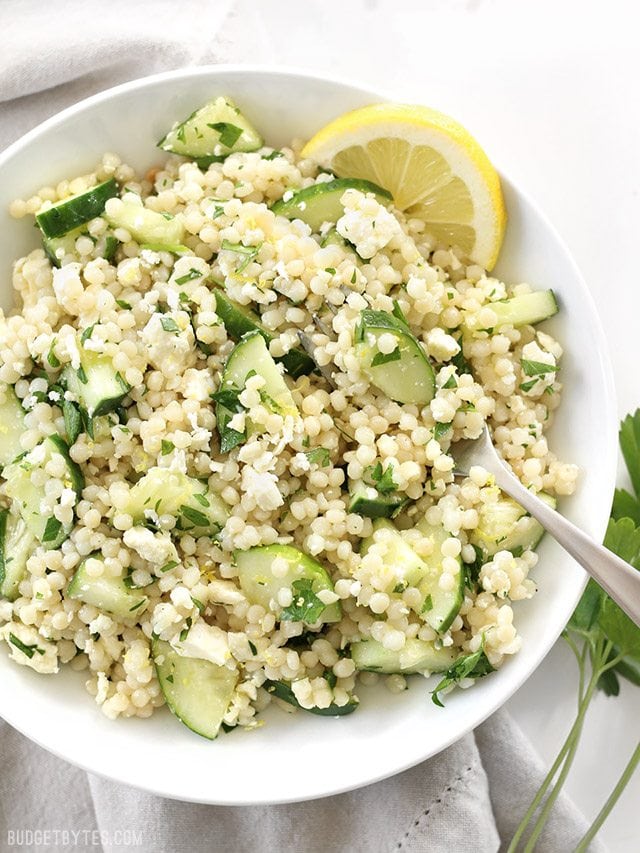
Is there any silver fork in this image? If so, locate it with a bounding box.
[454,425,640,627]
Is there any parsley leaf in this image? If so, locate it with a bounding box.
[116,298,132,310]
[179,505,210,528]
[207,122,243,149]
[520,358,559,377]
[305,447,331,467]
[611,488,640,525]
[371,346,401,367]
[264,150,284,161]
[220,239,261,273]
[161,439,174,456]
[432,645,495,707]
[363,461,397,495]
[619,410,640,498]
[9,633,45,659]
[160,317,180,334]
[47,340,60,368]
[280,578,326,624]
[174,268,201,285]
[63,399,82,445]
[442,374,457,389]
[42,516,63,544]
[434,422,452,441]
[81,324,96,344]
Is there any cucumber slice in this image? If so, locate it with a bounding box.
[216,331,299,452]
[106,199,185,248]
[43,228,118,268]
[272,178,392,232]
[470,489,556,557]
[351,638,456,674]
[0,387,25,467]
[153,638,238,739]
[360,519,429,588]
[362,518,463,633]
[415,517,464,633]
[0,508,35,601]
[3,435,83,549]
[36,179,118,239]
[212,288,314,378]
[264,679,358,716]
[67,552,148,619]
[63,345,130,418]
[158,96,263,159]
[234,544,341,624]
[319,227,350,249]
[489,290,558,329]
[348,478,408,519]
[355,309,435,406]
[119,467,228,535]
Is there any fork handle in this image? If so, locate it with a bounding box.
[490,463,640,628]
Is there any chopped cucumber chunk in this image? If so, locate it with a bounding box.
[362,518,463,634]
[351,638,456,674]
[0,387,25,467]
[415,517,464,633]
[487,290,558,330]
[216,331,299,452]
[43,227,118,268]
[158,96,263,159]
[153,638,238,739]
[119,467,228,535]
[264,679,358,716]
[355,309,435,406]
[234,544,341,624]
[272,178,391,232]
[106,199,185,248]
[212,288,314,378]
[348,477,408,518]
[63,344,130,418]
[470,488,556,557]
[67,552,148,619]
[0,508,35,601]
[3,435,83,549]
[35,178,118,239]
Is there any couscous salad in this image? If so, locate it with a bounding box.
[0,98,576,738]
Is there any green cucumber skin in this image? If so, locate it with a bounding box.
[272,178,391,231]
[0,509,34,601]
[264,680,358,716]
[153,638,238,739]
[46,434,85,497]
[213,288,314,379]
[347,483,408,519]
[36,179,118,239]
[234,543,341,624]
[0,387,26,468]
[355,310,436,406]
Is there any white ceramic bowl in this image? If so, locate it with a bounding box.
[0,66,617,804]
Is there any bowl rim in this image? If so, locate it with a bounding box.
[0,63,618,804]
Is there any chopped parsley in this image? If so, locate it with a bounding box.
[160,439,175,456]
[207,121,243,149]
[174,268,201,285]
[42,516,63,544]
[179,504,210,528]
[160,317,180,334]
[434,421,452,441]
[363,461,398,495]
[47,340,60,368]
[248,640,257,655]
[371,346,401,367]
[305,447,331,467]
[442,374,457,389]
[220,240,261,273]
[432,644,495,707]
[520,358,559,377]
[159,560,179,574]
[179,617,193,642]
[76,365,88,384]
[80,324,96,344]
[9,633,45,659]
[63,399,82,445]
[280,578,326,624]
[116,298,132,310]
[193,493,210,507]
[264,150,284,160]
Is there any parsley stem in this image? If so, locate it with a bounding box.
[506,644,602,853]
[574,740,640,853]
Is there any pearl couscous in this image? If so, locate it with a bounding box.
[0,98,577,737]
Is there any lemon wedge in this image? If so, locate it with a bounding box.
[301,103,506,270]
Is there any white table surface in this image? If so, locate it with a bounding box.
[231,0,640,847]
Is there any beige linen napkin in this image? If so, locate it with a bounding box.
[0,1,605,851]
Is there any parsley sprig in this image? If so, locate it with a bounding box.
[508,409,640,851]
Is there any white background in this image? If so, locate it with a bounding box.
[218,0,640,847]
